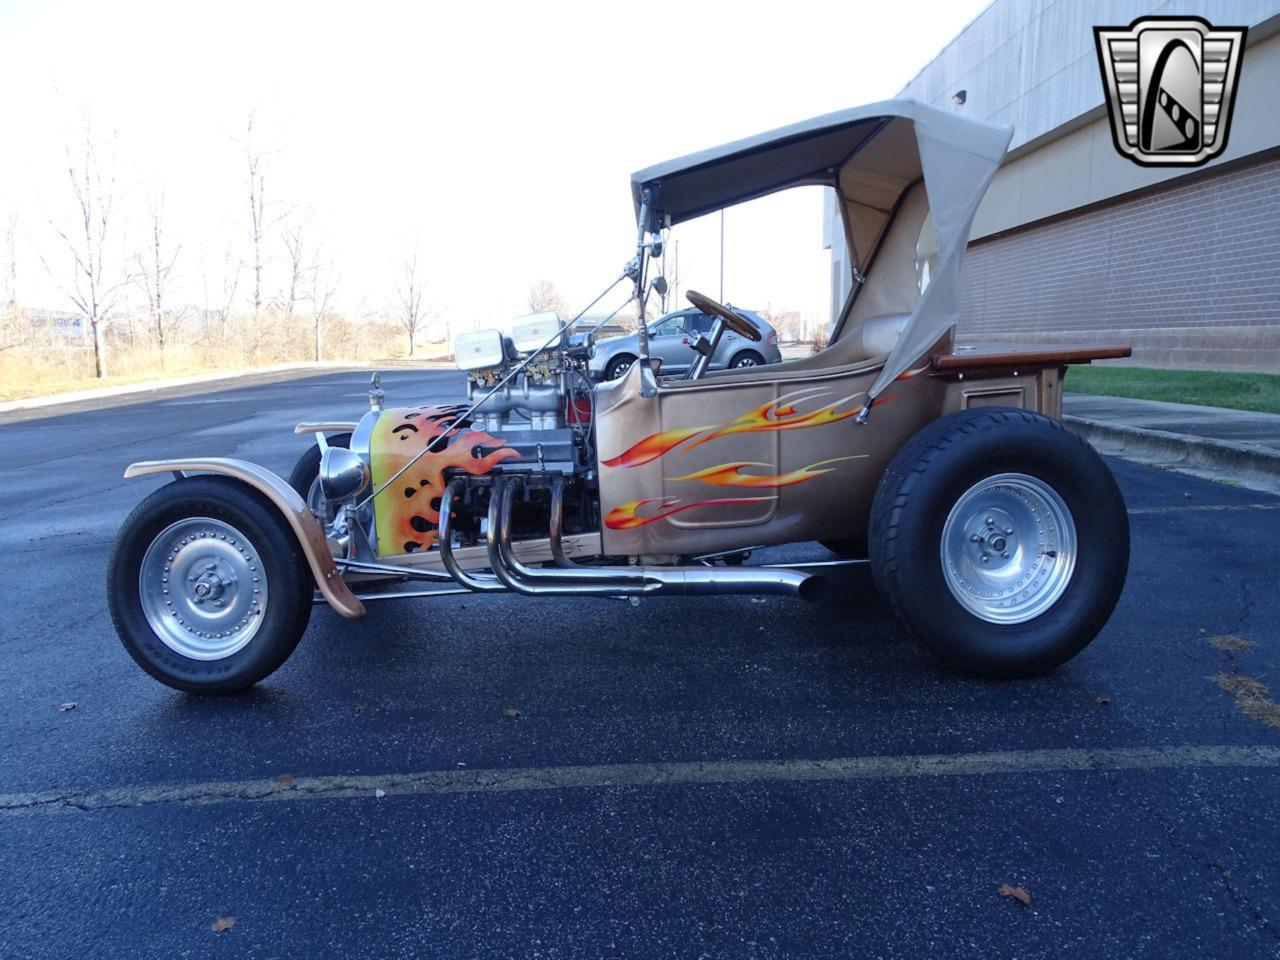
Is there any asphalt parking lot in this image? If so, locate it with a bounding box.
[2,368,1279,959]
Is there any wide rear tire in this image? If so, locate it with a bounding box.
[107,476,314,693]
[869,408,1128,677]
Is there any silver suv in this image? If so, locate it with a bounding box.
[588,307,781,380]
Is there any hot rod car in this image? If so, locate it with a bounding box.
[107,100,1131,693]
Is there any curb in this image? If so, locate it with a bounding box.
[0,360,455,414]
[1064,415,1280,496]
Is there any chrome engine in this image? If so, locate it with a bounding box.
[453,312,594,475]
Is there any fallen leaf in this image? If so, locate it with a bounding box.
[1240,699,1280,728]
[211,916,235,934]
[1210,672,1280,729]
[56,702,77,713]
[274,772,294,785]
[998,883,1031,906]
[1209,634,1255,653]
[503,707,521,718]
[374,788,386,798]
[1095,696,1111,706]
[1213,672,1269,700]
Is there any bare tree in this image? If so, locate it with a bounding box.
[663,238,680,314]
[132,192,180,366]
[280,218,305,324]
[4,212,16,312]
[307,254,339,362]
[245,113,268,325]
[393,247,426,356]
[202,245,241,341]
[45,120,121,379]
[527,279,567,315]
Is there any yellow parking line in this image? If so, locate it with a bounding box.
[1129,502,1280,515]
[3,744,1279,816]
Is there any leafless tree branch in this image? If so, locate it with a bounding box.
[393,246,426,357]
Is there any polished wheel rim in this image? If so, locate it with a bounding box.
[139,517,268,660]
[733,356,759,367]
[940,473,1077,624]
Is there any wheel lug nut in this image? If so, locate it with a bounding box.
[1002,552,1010,559]
[985,517,994,526]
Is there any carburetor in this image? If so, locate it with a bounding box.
[452,312,586,473]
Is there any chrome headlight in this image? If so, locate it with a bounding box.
[319,446,369,502]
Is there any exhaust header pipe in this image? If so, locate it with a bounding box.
[477,477,825,601]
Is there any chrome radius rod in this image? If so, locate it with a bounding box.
[335,557,455,581]
[357,270,633,511]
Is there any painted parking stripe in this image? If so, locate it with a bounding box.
[3,744,1279,816]
[1128,502,1280,516]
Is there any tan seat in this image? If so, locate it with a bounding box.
[660,312,911,389]
[843,313,910,363]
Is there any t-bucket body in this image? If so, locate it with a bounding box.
[110,98,1133,693]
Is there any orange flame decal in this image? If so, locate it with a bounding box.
[681,388,866,453]
[667,455,867,488]
[601,425,706,469]
[605,496,775,530]
[603,388,873,469]
[369,406,520,555]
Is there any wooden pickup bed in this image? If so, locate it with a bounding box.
[931,343,1132,373]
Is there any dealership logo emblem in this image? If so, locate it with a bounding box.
[1094,16,1246,167]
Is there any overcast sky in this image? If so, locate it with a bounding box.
[0,0,990,337]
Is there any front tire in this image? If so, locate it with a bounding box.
[289,432,352,519]
[107,476,314,693]
[869,408,1128,677]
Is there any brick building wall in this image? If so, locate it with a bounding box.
[958,152,1280,372]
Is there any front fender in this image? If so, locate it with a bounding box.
[123,457,366,619]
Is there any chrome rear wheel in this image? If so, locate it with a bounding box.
[940,473,1077,624]
[868,408,1129,677]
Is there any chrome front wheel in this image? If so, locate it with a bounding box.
[108,476,314,693]
[940,473,1077,624]
[139,517,268,660]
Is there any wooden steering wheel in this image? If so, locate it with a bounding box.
[685,290,762,342]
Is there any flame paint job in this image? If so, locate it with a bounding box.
[600,425,705,469]
[681,389,865,453]
[369,405,519,555]
[667,455,868,488]
[602,388,880,469]
[604,496,777,530]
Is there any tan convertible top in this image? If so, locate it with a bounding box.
[630,99,1013,401]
